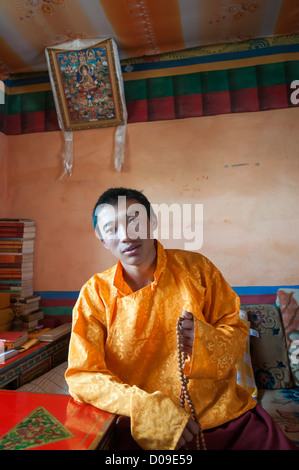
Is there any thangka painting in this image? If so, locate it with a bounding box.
[47,39,125,131]
[0,406,73,450]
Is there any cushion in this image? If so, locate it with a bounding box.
[236,310,258,399]
[17,361,69,395]
[242,305,292,389]
[276,289,299,387]
[258,388,299,447]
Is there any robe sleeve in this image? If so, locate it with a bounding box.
[183,264,249,380]
[65,282,189,450]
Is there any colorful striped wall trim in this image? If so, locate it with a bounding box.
[124,60,299,123]
[1,35,299,135]
[37,291,77,323]
[1,61,299,135]
[36,286,299,324]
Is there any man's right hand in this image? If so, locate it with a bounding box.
[175,417,199,449]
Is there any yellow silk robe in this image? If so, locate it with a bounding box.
[65,241,257,450]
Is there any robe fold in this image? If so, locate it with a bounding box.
[65,241,256,450]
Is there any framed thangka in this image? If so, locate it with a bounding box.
[46,39,125,131]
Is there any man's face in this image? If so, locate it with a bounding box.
[96,198,157,267]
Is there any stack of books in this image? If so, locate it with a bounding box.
[0,330,29,362]
[0,330,28,349]
[0,219,36,300]
[38,323,72,342]
[0,219,44,335]
[11,295,43,331]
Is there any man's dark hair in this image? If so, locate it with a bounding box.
[92,187,153,237]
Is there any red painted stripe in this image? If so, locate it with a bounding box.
[22,111,45,134]
[127,99,148,123]
[239,294,276,305]
[174,94,203,119]
[5,113,21,135]
[42,314,72,325]
[230,88,260,113]
[40,299,76,307]
[258,84,289,110]
[202,90,231,115]
[147,96,176,121]
[39,294,276,307]
[45,109,60,131]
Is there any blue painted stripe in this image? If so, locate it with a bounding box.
[35,291,79,299]
[4,74,50,87]
[35,286,299,299]
[233,285,299,295]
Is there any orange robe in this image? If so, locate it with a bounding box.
[65,241,256,450]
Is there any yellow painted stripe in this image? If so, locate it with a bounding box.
[5,83,52,95]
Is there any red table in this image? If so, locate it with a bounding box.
[0,390,117,450]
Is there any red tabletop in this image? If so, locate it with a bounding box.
[0,390,116,450]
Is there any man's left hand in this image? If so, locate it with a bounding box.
[179,311,194,355]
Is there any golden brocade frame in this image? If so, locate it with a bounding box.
[47,39,125,131]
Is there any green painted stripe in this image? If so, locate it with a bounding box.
[5,94,21,115]
[200,69,230,93]
[4,91,56,115]
[228,66,257,90]
[285,60,299,81]
[146,76,174,99]
[124,73,203,100]
[173,72,202,95]
[124,79,147,101]
[41,306,73,316]
[256,62,286,87]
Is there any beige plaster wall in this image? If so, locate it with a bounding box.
[3,107,299,291]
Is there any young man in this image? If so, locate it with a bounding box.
[65,187,297,450]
